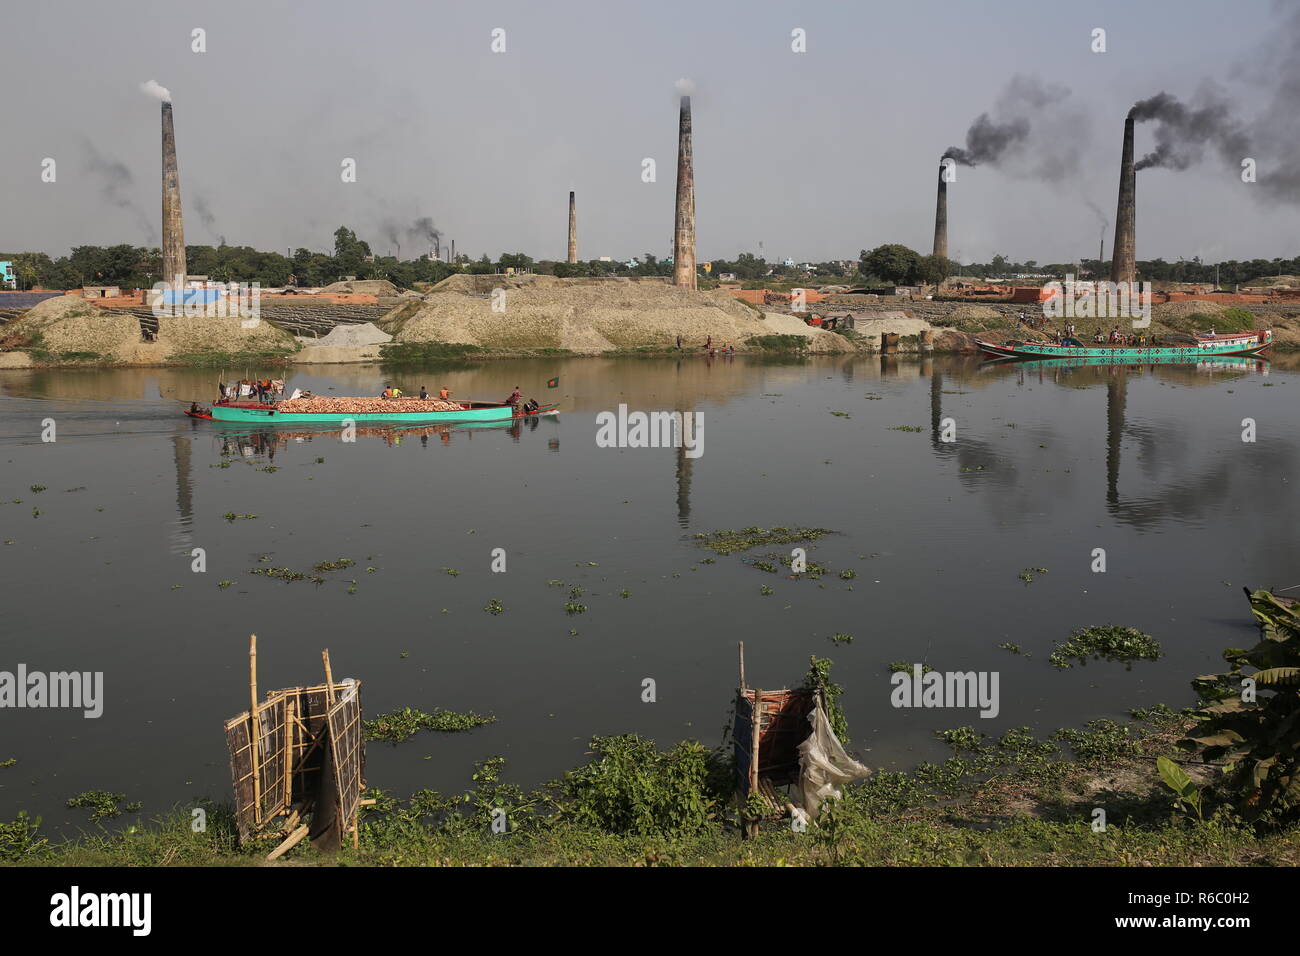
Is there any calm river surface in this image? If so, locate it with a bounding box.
[2,353,1298,830]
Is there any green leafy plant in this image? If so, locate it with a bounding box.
[1177,590,1300,823]
[1049,625,1161,669]
[1156,756,1205,822]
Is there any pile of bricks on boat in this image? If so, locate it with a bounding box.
[275,397,464,414]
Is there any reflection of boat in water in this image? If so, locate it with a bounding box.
[980,354,1270,374]
[978,330,1272,362]
[207,413,554,455]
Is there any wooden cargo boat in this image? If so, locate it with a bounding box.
[978,329,1272,362]
[188,399,557,425]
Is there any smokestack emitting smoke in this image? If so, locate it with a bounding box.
[567,191,577,264]
[157,87,187,293]
[932,161,948,259]
[1111,112,1136,285]
[673,80,696,290]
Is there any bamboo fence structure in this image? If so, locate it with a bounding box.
[224,637,366,856]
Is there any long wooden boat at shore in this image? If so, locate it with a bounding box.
[978,329,1272,362]
[188,398,558,425]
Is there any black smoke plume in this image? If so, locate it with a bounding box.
[943,75,1085,180]
[1130,89,1248,171]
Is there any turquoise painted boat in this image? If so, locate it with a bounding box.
[193,400,557,425]
[978,329,1272,362]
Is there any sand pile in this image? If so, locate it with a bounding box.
[378,275,850,353]
[157,315,298,357]
[1155,300,1229,320]
[302,322,392,348]
[947,304,1003,320]
[0,295,141,360]
[320,279,400,296]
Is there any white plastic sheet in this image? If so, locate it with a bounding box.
[795,699,870,819]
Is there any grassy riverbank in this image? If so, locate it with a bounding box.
[7,704,1297,867]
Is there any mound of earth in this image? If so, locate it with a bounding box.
[298,322,392,348]
[0,294,141,361]
[378,276,851,353]
[156,315,298,357]
[320,279,400,296]
[1155,299,1230,320]
[947,304,1003,321]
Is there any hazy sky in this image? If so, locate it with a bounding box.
[2,0,1296,265]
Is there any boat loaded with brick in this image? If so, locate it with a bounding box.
[187,390,557,425]
[977,329,1273,362]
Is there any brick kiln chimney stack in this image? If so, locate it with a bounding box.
[567,191,578,264]
[673,96,697,290]
[1110,112,1136,285]
[161,100,187,295]
[932,161,949,260]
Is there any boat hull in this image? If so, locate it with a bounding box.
[978,331,1271,363]
[203,401,556,425]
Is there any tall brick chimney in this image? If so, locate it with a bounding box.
[161,100,187,294]
[932,161,948,260]
[673,96,696,290]
[1110,112,1136,285]
[567,191,578,264]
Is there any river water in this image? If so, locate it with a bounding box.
[2,353,1297,830]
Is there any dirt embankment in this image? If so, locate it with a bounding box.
[378,275,853,354]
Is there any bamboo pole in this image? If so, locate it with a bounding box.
[249,635,262,825]
[282,694,295,813]
[322,649,336,706]
[738,641,746,688]
[266,824,309,861]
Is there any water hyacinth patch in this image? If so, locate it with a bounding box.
[1049,626,1161,669]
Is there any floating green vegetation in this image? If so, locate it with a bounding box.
[694,526,834,556]
[29,485,46,493]
[619,589,631,598]
[443,567,460,577]
[838,569,856,580]
[830,411,851,419]
[483,599,505,615]
[569,586,585,598]
[546,578,564,587]
[759,585,773,595]
[248,567,325,584]
[564,602,588,615]
[889,661,935,675]
[960,465,986,473]
[888,425,924,432]
[313,558,356,572]
[0,758,15,769]
[1049,625,1161,669]
[363,707,496,743]
[65,791,140,823]
[749,560,778,573]
[864,393,882,400]
[1018,567,1048,583]
[315,457,325,464]
[217,580,233,590]
[223,512,257,521]
[829,633,854,645]
[998,642,1022,655]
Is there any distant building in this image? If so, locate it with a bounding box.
[0,261,15,289]
[81,286,121,298]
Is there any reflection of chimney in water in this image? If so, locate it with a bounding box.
[161,101,187,291]
[673,96,697,289]
[171,432,194,553]
[1110,113,1136,285]
[1106,373,1127,505]
[675,410,694,526]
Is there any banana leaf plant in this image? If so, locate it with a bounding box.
[1177,589,1300,822]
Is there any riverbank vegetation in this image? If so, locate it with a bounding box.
[5,594,1297,868]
